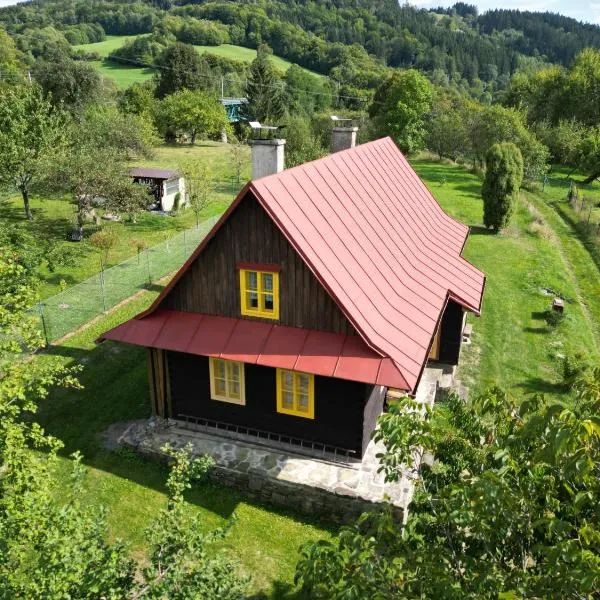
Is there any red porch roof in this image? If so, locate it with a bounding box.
[102,309,408,389]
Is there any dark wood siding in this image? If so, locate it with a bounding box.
[167,351,368,456]
[161,193,356,335]
[438,300,464,365]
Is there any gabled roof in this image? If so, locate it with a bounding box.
[130,167,178,180]
[107,137,485,393]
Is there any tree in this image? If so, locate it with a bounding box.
[282,115,326,168]
[426,91,470,161]
[284,64,331,115]
[242,44,285,124]
[184,162,214,228]
[295,378,600,598]
[90,228,120,270]
[0,27,22,85]
[33,52,103,114]
[0,251,247,598]
[156,89,229,144]
[154,42,205,98]
[229,143,248,184]
[482,142,523,231]
[0,84,67,220]
[369,69,432,154]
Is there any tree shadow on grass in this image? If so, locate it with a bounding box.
[247,580,312,600]
[468,225,494,236]
[516,377,565,395]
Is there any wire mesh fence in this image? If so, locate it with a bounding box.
[36,215,220,343]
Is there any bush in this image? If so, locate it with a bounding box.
[562,352,590,386]
[482,142,524,231]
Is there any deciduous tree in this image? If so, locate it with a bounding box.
[0,84,67,220]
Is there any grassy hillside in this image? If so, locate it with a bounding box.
[73,35,322,88]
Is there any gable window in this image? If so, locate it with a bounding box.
[276,369,314,419]
[240,269,279,320]
[209,358,245,405]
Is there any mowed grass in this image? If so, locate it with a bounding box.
[0,142,249,298]
[73,35,322,88]
[411,158,599,399]
[37,293,333,597]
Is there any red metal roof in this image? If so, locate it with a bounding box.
[101,309,408,389]
[111,137,485,393]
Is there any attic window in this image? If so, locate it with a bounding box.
[239,269,279,320]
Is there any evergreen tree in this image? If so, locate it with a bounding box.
[241,44,285,124]
[482,142,524,232]
[154,42,205,98]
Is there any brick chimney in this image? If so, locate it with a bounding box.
[250,138,286,179]
[331,116,358,152]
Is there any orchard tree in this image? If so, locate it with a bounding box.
[482,142,524,231]
[296,378,600,599]
[369,69,432,154]
[156,89,229,144]
[242,44,285,124]
[0,84,67,220]
[183,161,214,228]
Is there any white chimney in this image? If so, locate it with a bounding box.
[248,122,285,179]
[330,115,358,152]
[250,138,286,179]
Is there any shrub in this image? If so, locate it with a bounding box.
[562,352,590,386]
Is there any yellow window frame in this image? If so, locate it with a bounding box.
[239,269,280,320]
[276,368,315,419]
[209,357,246,405]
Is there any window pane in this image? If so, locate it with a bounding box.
[281,371,293,390]
[215,378,227,395]
[298,373,309,395]
[297,394,309,412]
[247,291,259,309]
[282,390,294,408]
[215,360,226,379]
[246,271,258,290]
[228,362,240,381]
[230,381,240,398]
[262,273,273,292]
[263,293,274,311]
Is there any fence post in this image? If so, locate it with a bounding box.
[38,301,49,345]
[99,266,107,314]
[146,249,152,287]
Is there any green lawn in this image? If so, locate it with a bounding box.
[37,293,333,597]
[30,155,600,596]
[411,158,599,399]
[0,142,249,299]
[73,36,322,89]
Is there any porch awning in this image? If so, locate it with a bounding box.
[99,309,407,389]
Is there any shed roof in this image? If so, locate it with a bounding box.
[130,167,179,180]
[106,137,485,393]
[102,309,408,388]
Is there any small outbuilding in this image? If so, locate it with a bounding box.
[130,167,186,212]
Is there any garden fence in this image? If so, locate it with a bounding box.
[36,216,219,343]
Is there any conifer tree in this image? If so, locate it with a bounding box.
[482,142,524,231]
[242,44,285,124]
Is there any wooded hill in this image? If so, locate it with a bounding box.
[2,0,600,99]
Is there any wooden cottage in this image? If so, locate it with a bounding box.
[102,137,485,460]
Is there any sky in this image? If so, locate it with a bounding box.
[0,0,599,24]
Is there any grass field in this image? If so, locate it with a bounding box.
[412,158,599,398]
[73,35,322,89]
[30,155,600,596]
[0,142,250,298]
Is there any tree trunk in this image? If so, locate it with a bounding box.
[20,186,33,221]
[583,171,600,185]
[190,132,197,145]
